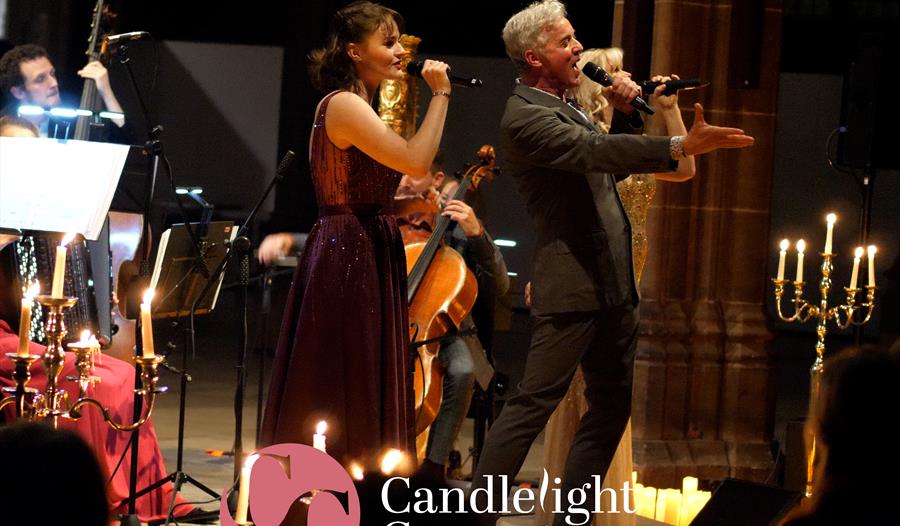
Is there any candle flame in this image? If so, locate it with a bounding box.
[24,281,40,299]
[142,288,155,305]
[80,330,92,343]
[380,449,405,475]
[349,462,365,481]
[868,245,877,257]
[855,247,864,259]
[796,239,806,253]
[779,239,790,251]
[826,213,837,225]
[316,420,327,435]
[60,232,76,246]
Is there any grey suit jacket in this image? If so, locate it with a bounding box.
[500,84,674,315]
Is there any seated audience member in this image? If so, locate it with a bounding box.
[0,422,109,526]
[781,346,900,525]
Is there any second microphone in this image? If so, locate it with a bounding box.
[406,60,484,89]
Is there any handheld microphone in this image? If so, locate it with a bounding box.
[407,60,484,88]
[637,78,709,96]
[105,31,151,46]
[581,62,654,115]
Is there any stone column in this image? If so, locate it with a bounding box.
[630,0,783,488]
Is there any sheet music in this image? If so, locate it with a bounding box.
[0,137,129,240]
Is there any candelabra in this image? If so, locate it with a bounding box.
[0,295,163,431]
[773,252,876,496]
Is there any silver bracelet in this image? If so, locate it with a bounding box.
[669,135,686,160]
[432,90,451,99]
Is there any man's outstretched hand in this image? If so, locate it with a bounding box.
[683,103,755,156]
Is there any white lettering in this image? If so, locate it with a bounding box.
[413,487,437,514]
[566,486,590,525]
[381,477,410,513]
[621,481,635,514]
[439,486,466,513]
[469,476,494,514]
[512,486,535,514]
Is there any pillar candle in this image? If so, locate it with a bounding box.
[824,213,836,254]
[140,289,155,358]
[777,239,789,280]
[867,245,877,287]
[850,247,863,289]
[51,234,75,298]
[314,420,327,452]
[235,453,259,523]
[17,282,39,357]
[796,239,806,282]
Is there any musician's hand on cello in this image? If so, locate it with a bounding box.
[441,199,483,238]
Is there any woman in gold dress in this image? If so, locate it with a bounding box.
[536,47,696,526]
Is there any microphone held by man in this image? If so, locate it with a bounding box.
[581,61,654,115]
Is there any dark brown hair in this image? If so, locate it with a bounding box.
[308,1,404,93]
[0,44,48,95]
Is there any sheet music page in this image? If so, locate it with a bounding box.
[0,137,130,240]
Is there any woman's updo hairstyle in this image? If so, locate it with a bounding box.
[309,1,404,93]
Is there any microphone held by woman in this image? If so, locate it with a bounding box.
[407,60,484,88]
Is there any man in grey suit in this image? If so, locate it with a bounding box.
[470,2,754,524]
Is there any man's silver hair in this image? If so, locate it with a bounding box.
[502,0,568,73]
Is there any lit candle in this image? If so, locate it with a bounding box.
[51,233,75,298]
[777,239,789,280]
[140,289,155,358]
[824,213,836,254]
[682,476,698,498]
[795,240,806,283]
[380,449,405,475]
[235,453,259,524]
[850,247,863,289]
[313,420,327,452]
[867,245,877,287]
[17,282,40,357]
[349,462,365,481]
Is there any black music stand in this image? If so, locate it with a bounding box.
[131,221,236,525]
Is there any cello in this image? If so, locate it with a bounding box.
[406,145,497,438]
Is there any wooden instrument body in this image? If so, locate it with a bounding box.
[405,241,477,435]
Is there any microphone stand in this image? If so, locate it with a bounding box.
[116,41,214,526]
[115,41,160,526]
[183,150,295,501]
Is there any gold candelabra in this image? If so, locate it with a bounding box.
[0,295,163,431]
[773,250,876,497]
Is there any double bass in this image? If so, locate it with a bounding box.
[405,145,497,437]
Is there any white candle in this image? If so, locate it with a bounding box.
[777,239,789,280]
[235,453,259,524]
[140,289,155,358]
[682,476,698,498]
[314,420,327,452]
[51,233,75,298]
[795,239,806,283]
[824,213,836,254]
[867,245,877,287]
[17,282,40,357]
[850,247,863,290]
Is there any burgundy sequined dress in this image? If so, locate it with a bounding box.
[261,91,414,462]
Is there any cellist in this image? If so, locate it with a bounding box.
[396,150,510,483]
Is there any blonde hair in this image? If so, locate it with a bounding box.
[502,0,567,74]
[569,47,624,133]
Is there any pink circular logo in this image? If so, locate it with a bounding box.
[219,443,361,526]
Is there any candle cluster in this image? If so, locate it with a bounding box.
[776,213,876,288]
[632,473,711,526]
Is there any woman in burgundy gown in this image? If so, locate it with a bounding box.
[260,1,451,464]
